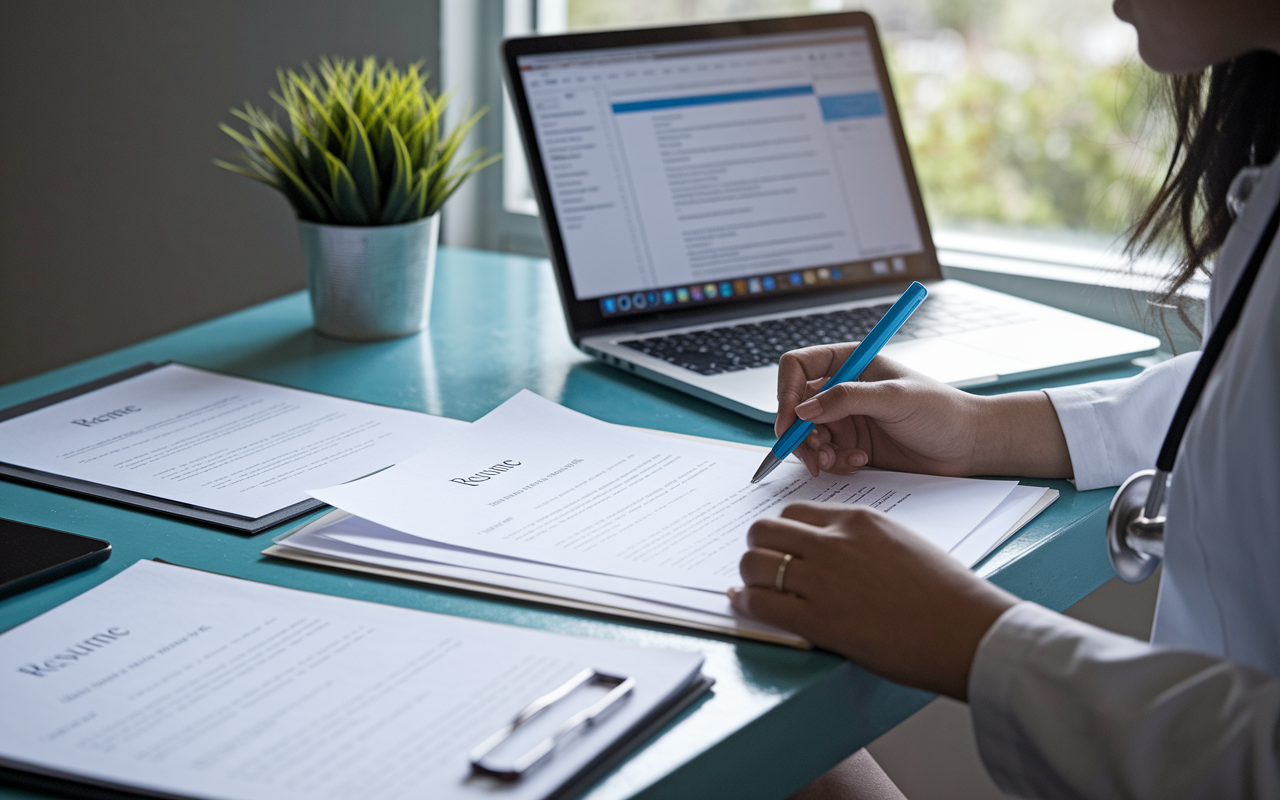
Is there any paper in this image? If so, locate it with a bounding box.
[266,484,1054,650]
[266,517,805,647]
[289,484,1053,622]
[949,484,1057,567]
[305,512,735,615]
[0,561,704,800]
[0,364,465,518]
[312,391,1017,593]
[275,485,1052,625]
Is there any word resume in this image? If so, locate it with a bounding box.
[0,561,705,800]
[0,364,463,519]
[311,391,1016,593]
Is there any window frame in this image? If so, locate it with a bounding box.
[440,0,548,254]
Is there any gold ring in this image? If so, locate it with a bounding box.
[774,553,793,593]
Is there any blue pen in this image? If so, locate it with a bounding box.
[751,281,929,484]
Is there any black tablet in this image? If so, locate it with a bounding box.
[0,518,110,599]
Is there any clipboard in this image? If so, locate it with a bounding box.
[0,560,715,800]
[0,675,713,800]
[0,363,326,534]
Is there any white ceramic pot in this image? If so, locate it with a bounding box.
[297,214,439,341]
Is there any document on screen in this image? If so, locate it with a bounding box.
[517,27,925,300]
[0,560,705,800]
[0,363,464,520]
[310,391,1016,593]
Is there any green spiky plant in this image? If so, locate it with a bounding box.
[216,57,499,226]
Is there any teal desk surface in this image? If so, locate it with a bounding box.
[0,247,1136,800]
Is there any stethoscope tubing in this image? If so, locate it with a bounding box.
[1154,196,1280,473]
[1108,185,1280,582]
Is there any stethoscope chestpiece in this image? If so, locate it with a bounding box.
[1107,469,1167,583]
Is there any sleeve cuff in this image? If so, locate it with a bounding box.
[968,601,1068,798]
[1043,354,1200,491]
[1041,384,1113,490]
[968,599,1280,799]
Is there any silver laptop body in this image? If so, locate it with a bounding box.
[503,13,1158,423]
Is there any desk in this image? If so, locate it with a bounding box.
[0,247,1136,800]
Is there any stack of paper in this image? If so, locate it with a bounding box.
[266,392,1056,647]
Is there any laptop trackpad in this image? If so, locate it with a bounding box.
[882,339,1030,384]
[707,338,1030,417]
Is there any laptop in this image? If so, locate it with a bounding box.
[502,12,1159,423]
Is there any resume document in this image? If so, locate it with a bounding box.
[0,561,704,800]
[0,364,464,519]
[311,391,1018,593]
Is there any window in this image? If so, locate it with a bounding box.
[494,0,1168,264]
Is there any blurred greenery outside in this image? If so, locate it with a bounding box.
[561,0,1172,248]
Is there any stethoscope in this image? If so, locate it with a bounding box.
[1107,166,1279,582]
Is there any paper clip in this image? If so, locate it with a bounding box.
[469,668,636,780]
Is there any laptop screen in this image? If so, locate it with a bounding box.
[508,14,935,325]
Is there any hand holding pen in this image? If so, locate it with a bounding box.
[752,282,928,483]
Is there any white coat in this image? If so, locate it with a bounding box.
[966,160,1280,799]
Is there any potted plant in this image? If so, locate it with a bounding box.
[216,57,498,340]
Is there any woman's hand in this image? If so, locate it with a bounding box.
[730,502,1019,700]
[776,347,1073,480]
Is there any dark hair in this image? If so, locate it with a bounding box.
[1126,51,1280,336]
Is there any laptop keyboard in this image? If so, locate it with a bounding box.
[618,294,1036,376]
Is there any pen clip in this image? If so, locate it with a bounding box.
[469,668,636,781]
